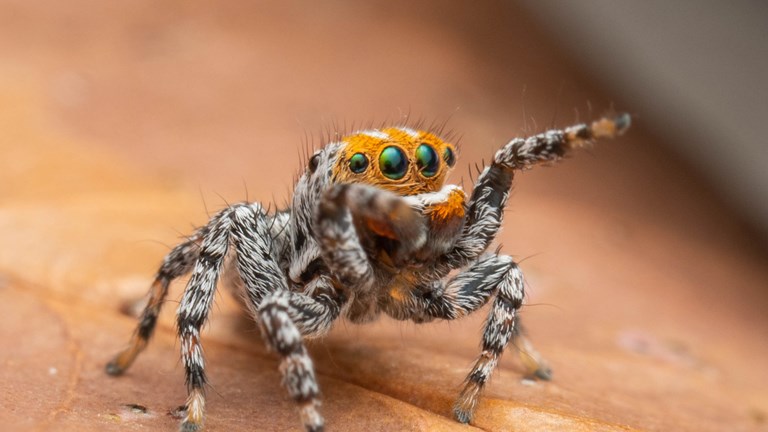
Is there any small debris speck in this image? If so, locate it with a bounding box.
[115,403,154,421]
[123,403,148,414]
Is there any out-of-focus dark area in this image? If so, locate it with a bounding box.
[522,0,768,245]
[1,1,767,432]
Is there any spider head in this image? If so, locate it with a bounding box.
[331,127,457,195]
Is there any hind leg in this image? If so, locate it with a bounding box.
[106,228,206,375]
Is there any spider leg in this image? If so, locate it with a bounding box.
[175,203,293,432]
[107,206,290,378]
[442,114,630,269]
[453,254,524,423]
[257,276,343,432]
[106,227,206,376]
[407,253,533,423]
[174,209,233,432]
[176,203,341,432]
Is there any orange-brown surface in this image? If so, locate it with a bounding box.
[1,1,767,431]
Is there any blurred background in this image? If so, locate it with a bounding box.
[2,0,766,244]
[523,0,768,244]
[1,1,767,431]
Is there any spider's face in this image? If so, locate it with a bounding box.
[331,127,457,195]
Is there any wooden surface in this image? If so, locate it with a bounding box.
[1,1,767,431]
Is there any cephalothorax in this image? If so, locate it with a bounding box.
[107,114,630,431]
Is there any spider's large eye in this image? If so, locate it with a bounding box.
[443,146,456,167]
[349,153,368,174]
[379,146,408,180]
[415,144,439,177]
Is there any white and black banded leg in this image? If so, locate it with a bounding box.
[452,255,525,423]
[493,113,631,171]
[256,277,344,432]
[440,114,631,270]
[412,254,529,423]
[175,203,290,432]
[175,209,234,432]
[106,227,207,376]
[453,258,521,424]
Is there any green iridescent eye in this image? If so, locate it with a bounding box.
[415,144,439,177]
[349,153,368,174]
[443,146,456,167]
[379,146,408,180]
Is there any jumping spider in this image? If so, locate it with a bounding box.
[107,114,630,431]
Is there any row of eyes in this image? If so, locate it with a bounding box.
[348,144,456,180]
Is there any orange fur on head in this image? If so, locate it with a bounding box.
[332,127,456,196]
[426,187,466,223]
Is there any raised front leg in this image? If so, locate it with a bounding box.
[442,114,631,269]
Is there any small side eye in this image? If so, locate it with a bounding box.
[443,146,456,167]
[349,153,368,174]
[309,153,321,173]
[379,146,408,180]
[415,144,439,177]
